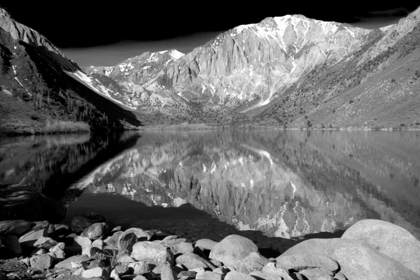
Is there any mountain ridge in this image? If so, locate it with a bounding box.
[86,8,420,128]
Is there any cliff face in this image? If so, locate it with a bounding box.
[72,131,420,239]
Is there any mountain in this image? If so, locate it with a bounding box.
[88,8,420,128]
[0,8,141,135]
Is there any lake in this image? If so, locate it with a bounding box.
[1,130,419,247]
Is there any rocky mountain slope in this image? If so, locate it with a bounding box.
[0,8,141,135]
[88,8,420,128]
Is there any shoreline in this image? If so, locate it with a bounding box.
[0,215,419,280]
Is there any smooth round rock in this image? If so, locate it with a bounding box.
[275,253,339,272]
[237,252,268,274]
[342,219,420,275]
[209,235,258,267]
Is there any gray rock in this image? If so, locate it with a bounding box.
[92,239,103,249]
[0,220,31,236]
[74,236,92,255]
[128,261,152,275]
[224,271,255,280]
[249,271,283,280]
[55,255,90,269]
[19,229,46,247]
[133,276,148,280]
[30,254,53,270]
[282,238,420,280]
[118,232,137,252]
[117,254,135,264]
[262,263,294,280]
[118,228,151,250]
[110,269,120,280]
[299,268,334,280]
[178,271,197,279]
[342,219,420,275]
[5,235,22,255]
[172,242,194,255]
[131,241,167,263]
[176,253,211,270]
[160,263,177,280]
[71,216,94,234]
[81,267,109,279]
[33,236,58,250]
[195,239,217,251]
[237,252,268,274]
[81,223,108,240]
[31,221,49,231]
[195,271,224,280]
[73,267,84,276]
[104,231,122,249]
[275,253,339,273]
[49,243,66,260]
[209,234,258,267]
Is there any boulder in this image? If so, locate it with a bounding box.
[104,231,122,249]
[81,267,109,279]
[342,219,420,275]
[0,220,31,236]
[81,223,108,240]
[55,255,90,269]
[131,241,167,263]
[48,242,66,260]
[195,239,217,251]
[30,254,53,270]
[175,253,211,270]
[209,234,258,267]
[4,235,22,255]
[133,276,148,280]
[282,238,420,280]
[275,253,339,273]
[237,252,269,274]
[299,267,334,280]
[19,229,46,247]
[224,271,255,280]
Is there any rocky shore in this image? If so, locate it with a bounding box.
[1,214,419,280]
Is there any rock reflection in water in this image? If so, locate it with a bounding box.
[74,130,420,239]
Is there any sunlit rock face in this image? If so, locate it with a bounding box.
[76,131,420,239]
[86,50,190,120]
[167,16,370,109]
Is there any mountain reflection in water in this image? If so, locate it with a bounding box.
[68,130,420,239]
[1,131,419,240]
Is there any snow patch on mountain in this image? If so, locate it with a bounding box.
[66,70,136,110]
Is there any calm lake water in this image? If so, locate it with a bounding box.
[1,130,420,242]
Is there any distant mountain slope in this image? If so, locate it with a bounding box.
[0,8,141,135]
[87,8,420,128]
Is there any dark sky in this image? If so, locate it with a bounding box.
[2,1,419,67]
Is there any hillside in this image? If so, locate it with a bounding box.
[0,8,142,135]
